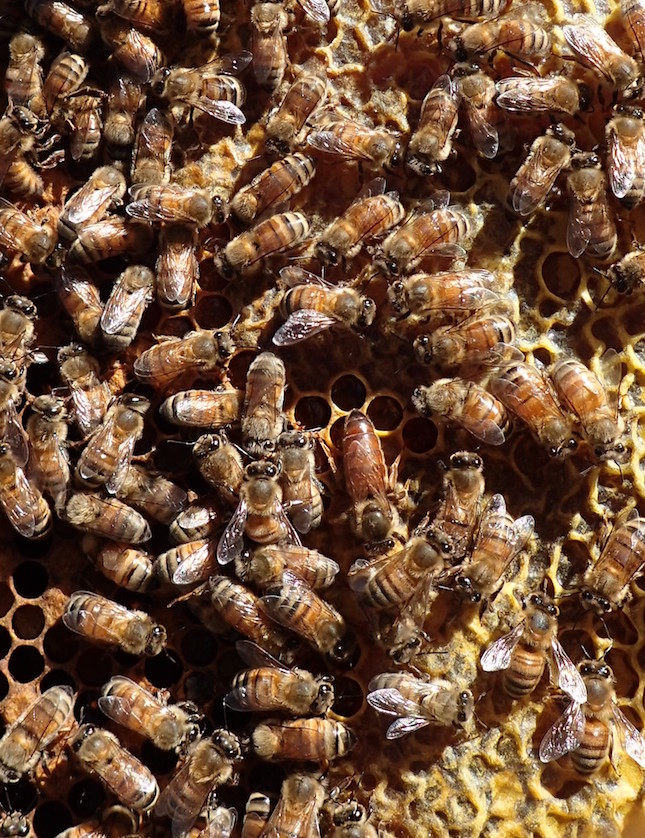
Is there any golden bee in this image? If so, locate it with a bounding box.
[328,801,378,838]
[490,361,579,458]
[61,88,104,161]
[406,75,460,176]
[430,450,485,559]
[57,343,111,437]
[0,198,57,264]
[374,0,511,33]
[266,71,327,155]
[131,106,173,185]
[99,676,201,751]
[606,246,645,295]
[126,183,216,227]
[0,686,74,783]
[53,265,103,345]
[98,14,165,83]
[63,590,167,655]
[93,541,155,591]
[155,538,217,587]
[367,672,473,737]
[231,153,316,224]
[252,717,356,762]
[563,13,640,93]
[241,793,271,838]
[43,50,89,114]
[213,211,310,279]
[605,104,645,209]
[307,116,403,171]
[100,264,155,351]
[480,591,587,701]
[242,351,287,457]
[193,432,244,506]
[236,543,340,590]
[225,639,335,715]
[64,492,152,543]
[452,63,502,159]
[25,0,95,52]
[75,394,149,494]
[190,806,237,838]
[539,660,645,774]
[97,0,173,32]
[412,379,510,446]
[251,2,289,90]
[159,387,244,429]
[26,394,70,511]
[0,109,48,200]
[387,269,500,325]
[58,165,127,242]
[0,367,27,468]
[156,225,199,310]
[495,75,590,116]
[253,773,325,838]
[0,295,37,367]
[181,0,220,32]
[169,497,221,544]
[446,7,552,64]
[5,33,45,115]
[117,463,187,525]
[621,0,645,64]
[508,123,576,217]
[413,314,518,370]
[68,216,154,263]
[104,74,145,157]
[277,429,323,533]
[0,442,52,540]
[70,724,159,811]
[134,329,234,388]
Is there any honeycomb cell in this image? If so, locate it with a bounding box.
[331,676,364,718]
[8,647,44,684]
[33,801,73,838]
[194,294,233,328]
[75,649,113,688]
[541,252,581,300]
[40,669,76,693]
[294,395,332,430]
[43,623,79,664]
[141,741,178,776]
[0,584,13,618]
[367,395,404,431]
[12,605,45,640]
[402,416,438,453]
[67,779,105,819]
[144,649,183,688]
[181,628,218,666]
[0,626,11,659]
[331,374,367,410]
[12,563,48,599]
[0,673,8,702]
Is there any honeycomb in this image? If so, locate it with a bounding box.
[2,0,645,836]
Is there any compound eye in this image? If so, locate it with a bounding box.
[598,665,611,678]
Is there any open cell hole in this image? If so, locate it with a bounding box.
[33,801,72,838]
[194,294,233,328]
[43,623,79,664]
[40,669,76,693]
[402,417,438,453]
[144,649,183,688]
[367,395,404,431]
[67,779,105,819]
[331,374,367,410]
[0,584,13,618]
[181,628,218,666]
[12,605,45,640]
[75,649,113,688]
[12,563,48,599]
[0,626,11,660]
[8,646,44,684]
[294,396,331,430]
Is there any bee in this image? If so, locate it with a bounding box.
[70,724,159,811]
[606,247,645,295]
[563,14,640,93]
[0,811,28,838]
[126,183,216,227]
[57,344,111,437]
[273,266,377,345]
[159,387,244,429]
[0,686,74,783]
[156,225,199,310]
[0,364,26,467]
[58,165,127,241]
[98,15,165,84]
[0,198,57,264]
[169,497,221,544]
[406,75,460,176]
[225,639,335,715]
[231,153,316,224]
[621,0,645,65]
[64,492,152,543]
[131,107,173,186]
[76,394,150,494]
[93,542,155,591]
[252,717,356,761]
[0,109,47,200]
[99,676,201,751]
[208,575,298,662]
[61,88,104,161]
[242,352,286,457]
[446,7,552,64]
[181,0,220,32]
[213,211,310,279]
[100,264,155,351]
[236,543,340,590]
[134,329,234,388]
[451,493,534,603]
[495,75,590,116]
[539,660,645,774]
[193,432,244,506]
[579,512,645,614]
[253,774,325,838]
[0,296,37,368]
[241,793,271,838]
[155,732,241,837]
[266,71,327,155]
[63,590,167,655]
[0,443,52,540]
[367,672,473,737]
[412,379,510,446]
[276,429,323,533]
[327,801,377,838]
[155,538,217,587]
[316,181,405,267]
[98,0,173,32]
[508,123,576,217]
[25,0,95,53]
[117,464,187,525]
[430,451,485,559]
[452,63,501,159]
[26,394,70,511]
[605,105,645,209]
[251,2,290,90]
[388,269,500,324]
[5,33,45,115]
[374,0,511,33]
[103,74,145,156]
[53,265,104,345]
[191,806,237,838]
[413,314,518,370]
[43,51,89,114]
[307,117,403,171]
[68,216,154,263]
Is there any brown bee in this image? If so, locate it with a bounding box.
[373,0,511,32]
[126,183,216,227]
[25,0,95,52]
[251,2,290,90]
[0,686,74,783]
[156,225,199,310]
[100,264,155,351]
[430,451,485,559]
[621,0,645,64]
[307,117,403,171]
[446,7,552,64]
[241,793,271,838]
[160,387,244,429]
[225,639,335,715]
[606,247,645,295]
[63,590,166,654]
[605,105,645,208]
[236,543,340,590]
[0,296,38,370]
[155,538,217,587]
[134,329,233,388]
[316,181,405,266]
[539,660,645,774]
[70,724,159,811]
[0,198,57,264]
[328,801,378,838]
[242,352,287,457]
[131,107,173,185]
[412,379,510,446]
[451,494,534,603]
[277,429,323,533]
[452,63,501,159]
[26,394,70,511]
[64,492,152,543]
[496,75,590,116]
[0,109,48,200]
[58,165,127,241]
[266,71,327,154]
[98,15,165,83]
[43,50,89,114]
[0,442,52,540]
[193,432,244,506]
[388,269,500,324]
[213,211,310,279]
[367,673,473,737]
[103,74,145,156]
[191,806,237,838]
[406,75,460,176]
[117,464,187,525]
[5,33,45,115]
[53,265,103,345]
[57,344,111,437]
[61,88,104,161]
[98,0,173,32]
[99,676,201,751]
[231,153,316,223]
[76,394,149,494]
[413,314,518,370]
[509,123,575,217]
[94,542,155,591]
[0,366,29,468]
[563,14,640,93]
[181,0,220,32]
[252,717,356,762]
[68,216,154,263]
[253,774,325,838]
[155,732,241,837]
[490,361,579,458]
[169,497,221,544]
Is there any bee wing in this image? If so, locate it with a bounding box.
[512,143,567,217]
[2,401,29,467]
[0,464,46,538]
[101,283,152,336]
[9,685,74,758]
[613,703,645,768]
[480,621,524,672]
[510,514,534,551]
[366,687,419,717]
[207,51,253,76]
[263,793,322,838]
[307,128,371,160]
[549,638,588,704]
[217,496,248,564]
[538,701,585,763]
[385,716,431,739]
[297,0,330,23]
[563,17,623,84]
[496,77,550,112]
[465,104,499,159]
[202,807,237,838]
[235,638,290,672]
[608,125,643,199]
[106,435,137,495]
[273,310,338,346]
[156,750,210,837]
[98,680,145,728]
[172,540,216,585]
[192,97,247,125]
[279,266,331,288]
[64,185,121,226]
[157,241,197,307]
[457,411,506,447]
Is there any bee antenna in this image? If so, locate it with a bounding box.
[599,616,612,644]
[473,708,488,731]
[580,643,591,659]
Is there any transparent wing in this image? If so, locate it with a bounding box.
[193,96,246,124]
[608,128,638,199]
[512,143,567,216]
[2,401,29,467]
[385,716,431,739]
[155,754,210,838]
[458,412,506,446]
[307,128,370,160]
[466,105,499,159]
[202,806,237,838]
[613,704,645,768]
[172,540,216,585]
[263,792,321,838]
[106,435,137,495]
[98,680,147,729]
[563,17,622,84]
[235,638,290,671]
[223,684,256,712]
[510,515,535,551]
[7,686,74,760]
[101,284,150,335]
[496,77,557,112]
[539,701,585,763]
[279,266,331,288]
[0,466,43,538]
[217,497,248,564]
[480,622,524,672]
[273,310,337,345]
[207,51,253,75]
[297,0,330,23]
[549,639,588,704]
[64,185,120,226]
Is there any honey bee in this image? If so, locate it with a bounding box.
[251,2,290,90]
[100,264,155,351]
[388,269,499,324]
[25,0,95,53]
[252,717,356,762]
[495,75,590,116]
[213,211,310,279]
[539,660,645,774]
[98,0,173,32]
[563,14,640,93]
[0,198,57,264]
[277,429,323,533]
[307,117,403,171]
[53,265,104,345]
[64,492,152,543]
[606,247,645,295]
[490,361,580,458]
[26,394,70,511]
[412,379,510,446]
[156,225,199,310]
[235,543,340,590]
[231,153,316,224]
[68,216,154,263]
[225,639,335,715]
[0,443,52,540]
[367,673,473,737]
[99,676,201,751]
[5,33,45,115]
[155,538,217,587]
[0,686,74,783]
[274,267,377,346]
[169,497,221,544]
[0,109,47,200]
[450,493,534,603]
[155,732,241,837]
[181,0,220,32]
[430,451,485,559]
[63,590,167,655]
[159,387,244,429]
[191,806,237,838]
[373,0,511,32]
[104,74,145,157]
[0,369,27,471]
[126,183,216,227]
[406,75,460,176]
[208,575,298,662]
[508,123,576,217]
[241,793,271,838]
[253,773,325,838]
[57,344,111,437]
[58,165,127,241]
[316,181,405,267]
[70,724,159,811]
[98,15,165,83]
[621,0,645,65]
[242,352,286,457]
[605,105,645,208]
[131,107,173,185]
[76,394,149,494]
[193,432,243,506]
[134,329,234,388]
[0,296,37,369]
[481,591,587,701]
[413,314,518,370]
[117,464,187,525]
[452,63,501,159]
[94,542,155,591]
[43,51,89,114]
[63,88,105,161]
[266,71,327,155]
[446,7,552,64]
